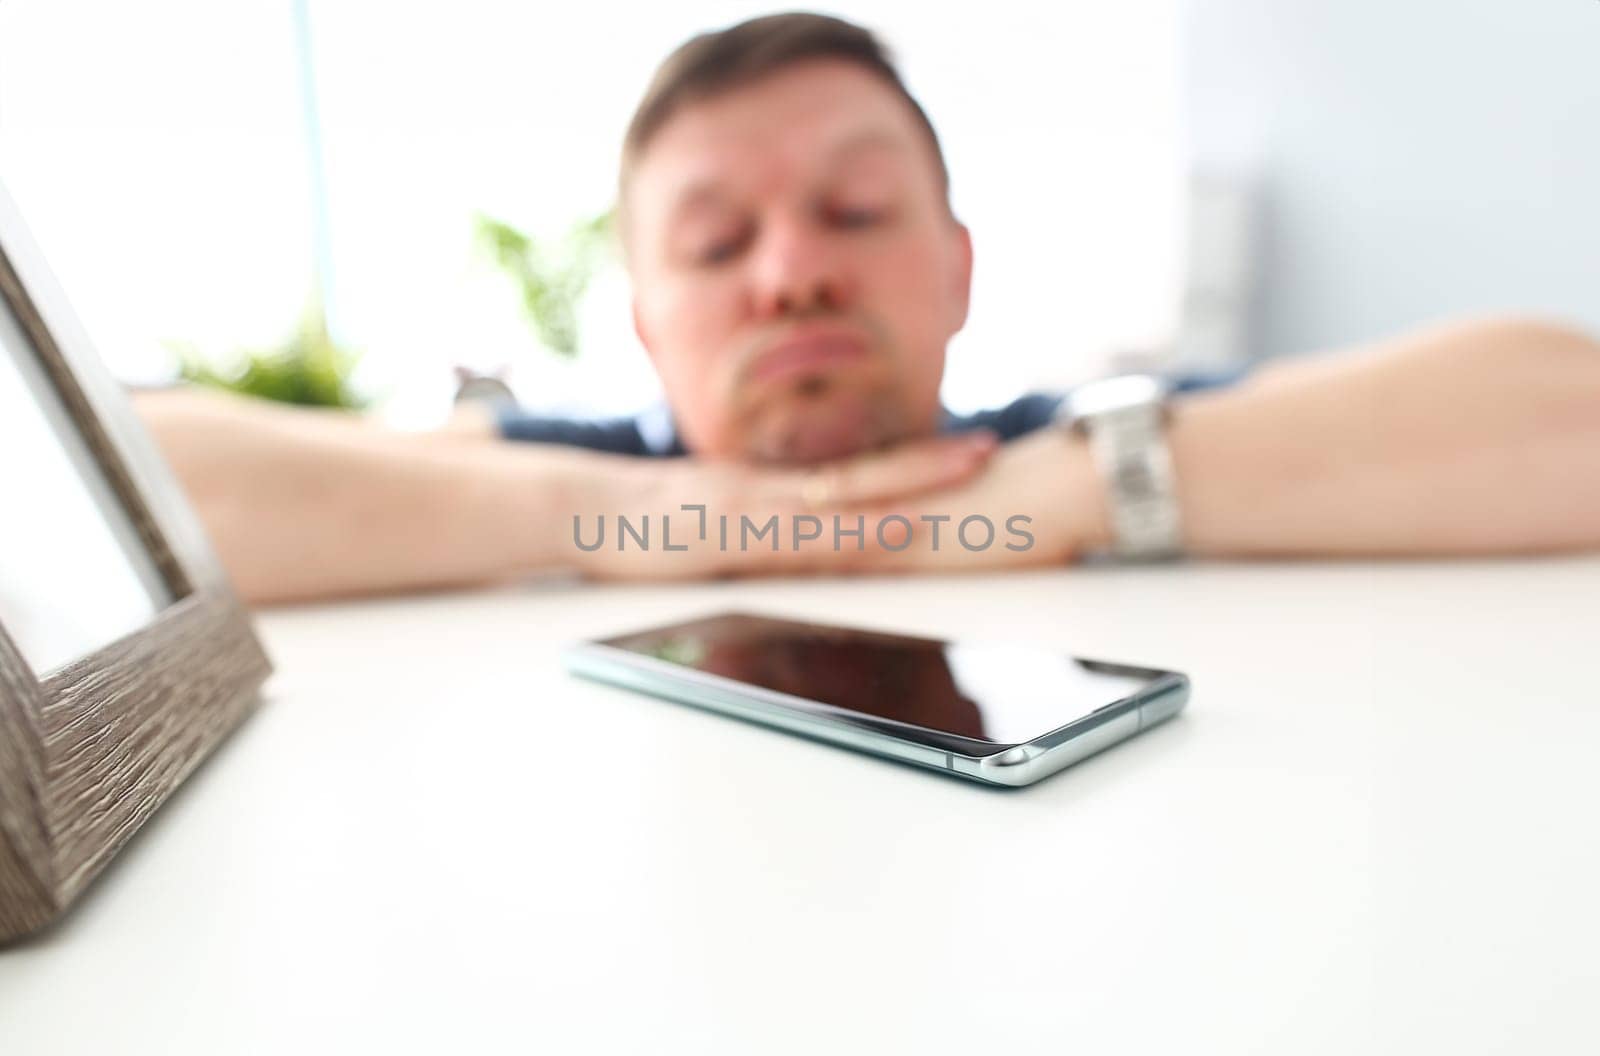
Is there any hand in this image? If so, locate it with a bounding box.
[569,431,1001,580]
[823,428,1112,574]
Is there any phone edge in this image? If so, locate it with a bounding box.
[564,642,1188,788]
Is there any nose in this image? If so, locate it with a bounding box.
[747,213,855,319]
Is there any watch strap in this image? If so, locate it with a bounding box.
[1081,402,1183,559]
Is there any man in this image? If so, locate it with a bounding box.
[138,13,1600,603]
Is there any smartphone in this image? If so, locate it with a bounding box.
[565,611,1188,787]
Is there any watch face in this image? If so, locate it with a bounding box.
[1068,374,1167,419]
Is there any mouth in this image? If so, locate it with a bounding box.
[746,325,871,385]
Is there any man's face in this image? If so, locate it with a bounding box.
[625,59,973,464]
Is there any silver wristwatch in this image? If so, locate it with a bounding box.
[1056,375,1184,560]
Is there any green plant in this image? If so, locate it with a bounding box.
[476,209,615,359]
[173,298,366,410]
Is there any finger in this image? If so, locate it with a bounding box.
[824,506,1019,575]
[798,431,998,509]
[764,504,934,574]
[850,509,945,571]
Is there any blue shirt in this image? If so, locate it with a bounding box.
[495,373,1245,455]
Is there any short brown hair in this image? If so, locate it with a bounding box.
[619,12,949,203]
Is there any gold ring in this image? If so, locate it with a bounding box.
[800,469,840,509]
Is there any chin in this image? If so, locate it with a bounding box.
[759,431,874,465]
[743,380,905,465]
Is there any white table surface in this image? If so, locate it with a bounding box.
[2,558,1597,1054]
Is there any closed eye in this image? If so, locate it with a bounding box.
[826,205,886,229]
[692,225,754,266]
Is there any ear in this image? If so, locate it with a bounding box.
[947,221,975,332]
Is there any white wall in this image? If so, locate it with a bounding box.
[0,0,1184,424]
[1184,0,1600,358]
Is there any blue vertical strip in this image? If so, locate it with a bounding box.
[290,0,337,340]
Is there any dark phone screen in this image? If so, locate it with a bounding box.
[601,612,1168,745]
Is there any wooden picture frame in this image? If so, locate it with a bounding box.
[0,181,270,944]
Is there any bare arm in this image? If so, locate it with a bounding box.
[1173,316,1600,556]
[135,390,597,603]
[842,316,1600,568]
[133,389,997,604]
